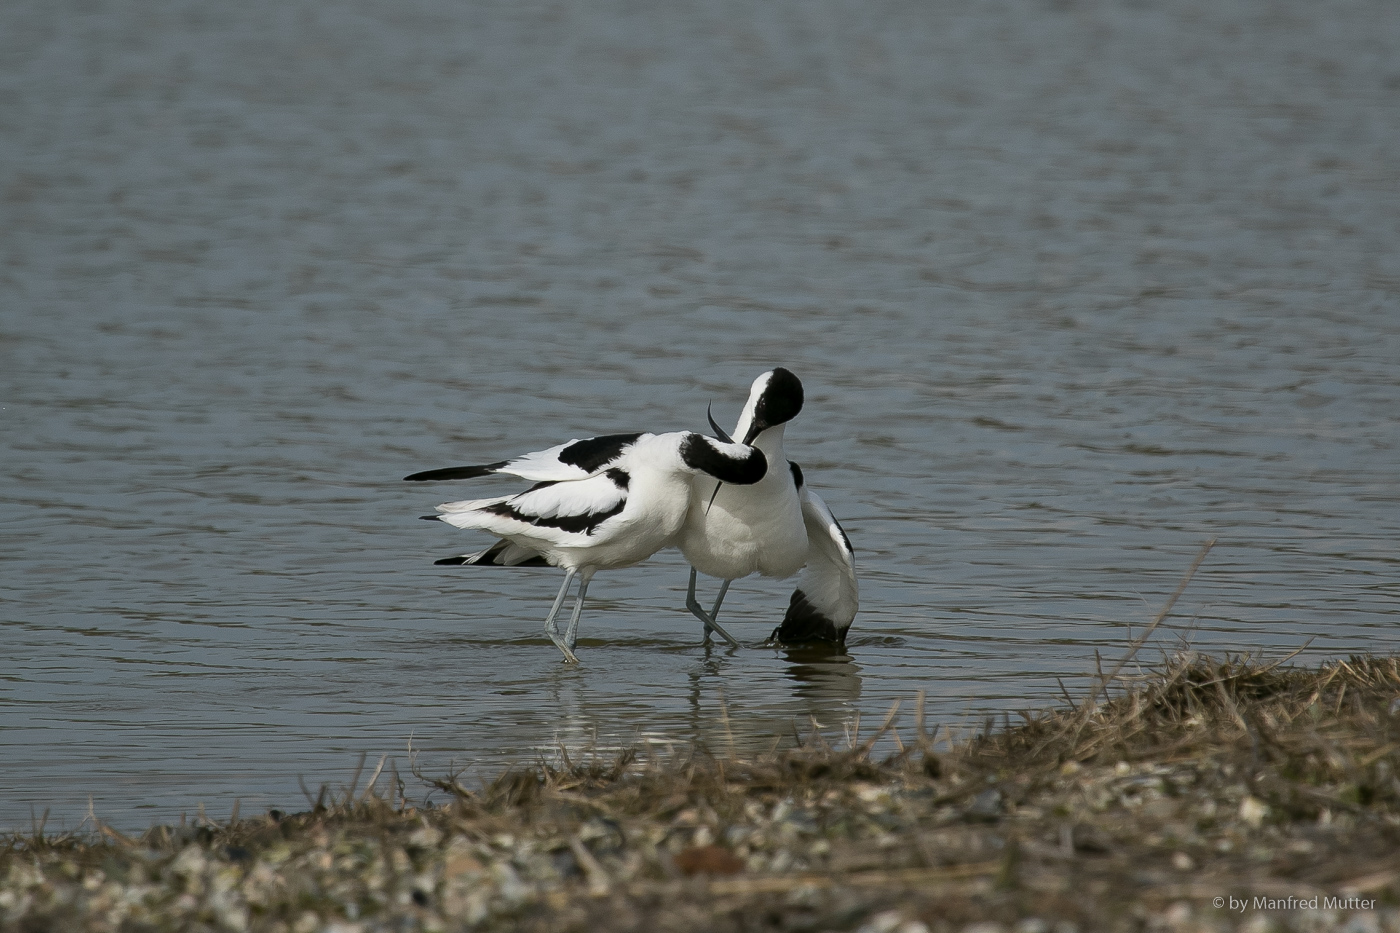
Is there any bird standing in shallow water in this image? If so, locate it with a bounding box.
[406,431,767,663]
[770,461,859,646]
[680,368,859,648]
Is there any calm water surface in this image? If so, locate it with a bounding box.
[2,0,1398,831]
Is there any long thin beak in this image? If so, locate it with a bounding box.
[704,480,722,515]
[707,402,734,443]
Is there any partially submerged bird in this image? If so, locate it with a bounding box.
[769,462,859,646]
[680,368,859,648]
[406,431,768,663]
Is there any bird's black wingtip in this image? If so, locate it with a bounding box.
[404,461,506,482]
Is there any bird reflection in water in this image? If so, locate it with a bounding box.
[776,642,862,706]
[661,639,861,756]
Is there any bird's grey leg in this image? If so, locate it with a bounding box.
[686,568,742,649]
[563,575,590,650]
[544,569,580,663]
[685,567,711,630]
[709,580,731,624]
[704,580,741,648]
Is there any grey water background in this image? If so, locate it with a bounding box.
[2,0,1398,832]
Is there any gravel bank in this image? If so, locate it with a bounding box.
[5,654,1400,932]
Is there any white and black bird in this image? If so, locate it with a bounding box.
[679,368,859,648]
[769,461,859,645]
[405,431,768,663]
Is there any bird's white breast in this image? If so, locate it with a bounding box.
[679,432,807,580]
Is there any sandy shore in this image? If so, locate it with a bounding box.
[5,653,1400,932]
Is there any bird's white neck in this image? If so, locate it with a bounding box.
[732,391,761,445]
[750,422,787,462]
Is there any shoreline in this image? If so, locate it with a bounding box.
[5,652,1400,932]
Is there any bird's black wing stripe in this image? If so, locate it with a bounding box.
[680,434,767,485]
[831,514,854,556]
[481,500,626,535]
[556,433,643,473]
[404,460,510,482]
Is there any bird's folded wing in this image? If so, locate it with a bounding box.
[506,473,627,522]
[406,433,644,483]
[801,486,855,568]
[497,432,646,481]
[435,472,629,539]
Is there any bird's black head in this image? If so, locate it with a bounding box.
[743,367,803,444]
